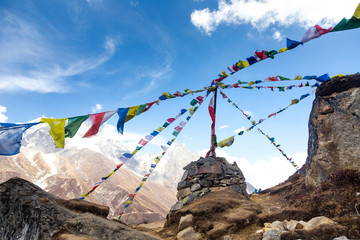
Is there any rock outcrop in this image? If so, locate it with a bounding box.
[306,74,360,186]
[0,177,157,240]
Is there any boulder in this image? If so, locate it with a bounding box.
[178,214,193,232]
[176,227,203,240]
[306,74,360,186]
[0,177,157,240]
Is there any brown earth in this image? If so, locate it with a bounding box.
[136,166,360,239]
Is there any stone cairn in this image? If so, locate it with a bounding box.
[170,156,249,212]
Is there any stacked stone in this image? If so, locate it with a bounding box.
[171,157,249,212]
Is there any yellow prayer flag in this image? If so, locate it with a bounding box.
[294,75,302,80]
[157,127,165,132]
[279,47,287,53]
[353,3,360,19]
[125,106,140,122]
[290,99,300,106]
[140,182,144,187]
[40,118,67,148]
[221,70,230,77]
[331,74,344,78]
[131,150,138,155]
[237,60,250,68]
[161,92,171,99]
[218,136,235,148]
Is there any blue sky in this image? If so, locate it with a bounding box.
[1,0,360,186]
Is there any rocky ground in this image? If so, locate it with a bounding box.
[135,167,360,240]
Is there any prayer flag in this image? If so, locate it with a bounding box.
[125,106,140,122]
[265,50,278,59]
[65,115,89,138]
[174,126,183,132]
[138,139,148,146]
[301,26,321,43]
[0,122,39,156]
[190,99,198,106]
[246,56,257,65]
[83,110,117,138]
[331,3,360,32]
[41,118,67,148]
[237,60,250,68]
[255,50,268,60]
[286,38,303,50]
[117,108,129,134]
[279,47,288,53]
[167,118,176,123]
[136,104,147,115]
[218,136,235,148]
[316,73,331,82]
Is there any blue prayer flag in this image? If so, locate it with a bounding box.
[0,122,39,156]
[286,38,303,50]
[117,108,130,134]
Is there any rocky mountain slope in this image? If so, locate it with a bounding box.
[0,123,192,224]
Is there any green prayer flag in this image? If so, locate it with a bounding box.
[265,50,278,59]
[277,76,290,80]
[331,16,360,32]
[190,99,198,106]
[172,131,179,137]
[163,122,170,127]
[136,104,147,115]
[65,115,89,138]
[238,131,244,135]
[142,178,147,181]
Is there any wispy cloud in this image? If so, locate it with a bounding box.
[219,125,229,129]
[124,57,172,98]
[0,11,116,93]
[91,104,103,113]
[0,105,8,122]
[191,0,359,35]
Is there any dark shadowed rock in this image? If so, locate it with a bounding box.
[306,74,360,185]
[0,177,157,240]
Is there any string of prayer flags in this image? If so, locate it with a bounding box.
[0,122,40,156]
[80,96,207,200]
[158,3,360,91]
[257,128,302,174]
[65,115,89,138]
[218,92,302,174]
[119,93,209,219]
[331,3,360,32]
[41,118,68,148]
[83,110,117,138]
[80,107,188,200]
[217,89,315,148]
[206,89,217,157]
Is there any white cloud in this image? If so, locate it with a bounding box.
[92,104,103,113]
[0,104,8,122]
[272,30,283,41]
[233,126,245,134]
[0,11,116,93]
[219,125,229,129]
[199,148,307,189]
[191,0,359,35]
